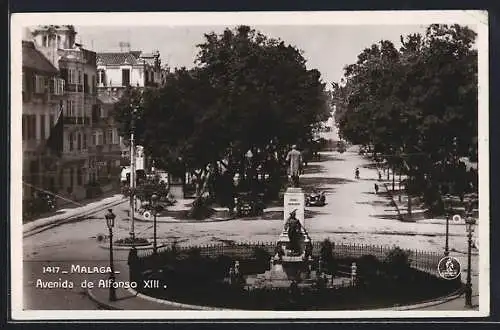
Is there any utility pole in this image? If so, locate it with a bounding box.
[129,107,136,241]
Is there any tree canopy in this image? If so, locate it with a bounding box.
[113,25,331,203]
[333,24,478,210]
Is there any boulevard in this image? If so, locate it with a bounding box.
[23,145,479,310]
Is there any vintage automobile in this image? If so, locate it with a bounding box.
[305,191,326,207]
[235,192,265,217]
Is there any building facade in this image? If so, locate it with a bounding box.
[91,93,123,192]
[96,49,164,99]
[22,40,66,203]
[27,25,100,202]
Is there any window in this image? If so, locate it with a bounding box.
[25,115,36,140]
[68,69,76,84]
[77,168,82,185]
[40,114,46,140]
[97,131,103,145]
[91,132,97,146]
[112,128,118,144]
[82,133,87,149]
[106,129,113,146]
[84,74,88,93]
[97,70,105,86]
[57,35,61,48]
[69,168,74,189]
[69,132,74,151]
[34,75,46,94]
[78,71,82,85]
[53,78,65,95]
[122,69,130,86]
[77,132,81,150]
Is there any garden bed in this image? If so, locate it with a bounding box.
[131,243,461,310]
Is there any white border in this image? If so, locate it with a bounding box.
[11,10,489,320]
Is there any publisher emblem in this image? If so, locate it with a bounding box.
[438,256,461,280]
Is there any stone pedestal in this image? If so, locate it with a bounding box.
[283,187,305,226]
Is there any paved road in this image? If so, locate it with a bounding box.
[22,146,480,310]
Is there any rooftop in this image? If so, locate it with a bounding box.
[97,51,143,66]
[22,40,58,74]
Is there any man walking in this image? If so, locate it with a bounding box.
[286,145,303,187]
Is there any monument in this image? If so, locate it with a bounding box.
[242,145,336,290]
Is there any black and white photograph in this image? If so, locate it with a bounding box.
[10,11,489,320]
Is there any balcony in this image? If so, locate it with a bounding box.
[89,144,122,157]
[66,84,83,93]
[63,116,91,125]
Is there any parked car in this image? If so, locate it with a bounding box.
[305,191,326,207]
[235,192,265,217]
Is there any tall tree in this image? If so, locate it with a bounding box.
[113,25,330,215]
[335,24,478,212]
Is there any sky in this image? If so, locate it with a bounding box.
[75,25,431,86]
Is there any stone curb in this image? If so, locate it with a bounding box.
[86,282,465,312]
[126,288,237,311]
[98,243,155,251]
[86,287,121,310]
[376,288,464,311]
[133,216,234,224]
[23,197,127,236]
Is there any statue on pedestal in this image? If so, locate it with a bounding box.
[284,209,303,255]
[286,145,303,188]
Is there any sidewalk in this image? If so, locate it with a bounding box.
[23,194,127,236]
[86,261,184,310]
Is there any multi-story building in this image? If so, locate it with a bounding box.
[22,40,66,203]
[96,48,168,175]
[96,48,163,99]
[29,25,99,201]
[91,93,123,189]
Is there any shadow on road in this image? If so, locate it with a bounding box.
[311,154,346,163]
[300,177,355,193]
[356,200,392,207]
[302,164,328,174]
[360,163,380,170]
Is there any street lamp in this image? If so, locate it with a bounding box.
[443,194,451,256]
[105,209,117,301]
[464,203,477,308]
[151,193,159,254]
[129,106,138,242]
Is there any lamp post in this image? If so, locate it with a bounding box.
[151,193,158,254]
[443,194,451,256]
[105,209,117,301]
[245,149,254,191]
[129,106,138,242]
[464,204,476,308]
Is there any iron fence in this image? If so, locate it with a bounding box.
[136,240,443,276]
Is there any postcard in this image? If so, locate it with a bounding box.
[11,10,489,320]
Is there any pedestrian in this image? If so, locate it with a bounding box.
[378,171,382,181]
[128,247,139,283]
[355,167,360,179]
[374,183,379,194]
